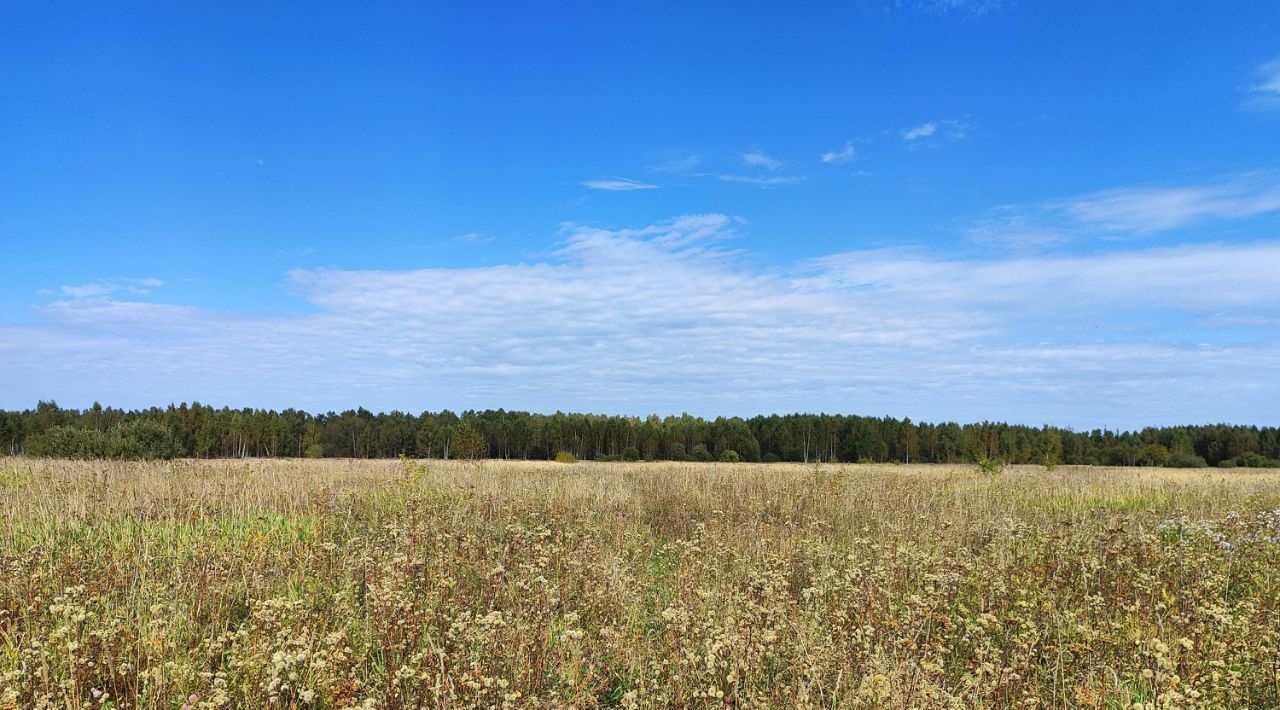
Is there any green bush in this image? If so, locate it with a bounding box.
[554,451,578,464]
[718,449,740,463]
[667,443,687,461]
[1218,458,1238,468]
[761,453,781,463]
[975,453,1004,475]
[113,419,182,459]
[26,420,182,460]
[691,444,711,462]
[1168,452,1208,468]
[26,426,108,459]
[1238,452,1266,468]
[622,446,640,461]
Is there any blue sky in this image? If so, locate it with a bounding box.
[2,1,1279,428]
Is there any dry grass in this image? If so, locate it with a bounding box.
[2,458,1280,708]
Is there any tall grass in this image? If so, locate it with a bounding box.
[2,457,1279,708]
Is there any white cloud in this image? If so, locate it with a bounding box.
[901,119,969,144]
[1060,176,1280,233]
[649,150,702,173]
[740,150,784,170]
[812,242,1280,313]
[965,208,1070,248]
[883,0,1009,17]
[969,173,1280,244]
[4,216,1279,427]
[54,278,165,299]
[718,174,808,188]
[901,122,937,141]
[820,142,857,164]
[454,231,493,244]
[581,178,659,191]
[1244,57,1280,110]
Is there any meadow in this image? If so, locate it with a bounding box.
[2,458,1279,709]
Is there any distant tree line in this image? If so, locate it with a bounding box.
[2,401,1278,467]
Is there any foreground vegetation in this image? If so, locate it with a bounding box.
[2,458,1280,708]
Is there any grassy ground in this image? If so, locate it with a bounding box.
[2,458,1279,709]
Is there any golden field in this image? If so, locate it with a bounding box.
[2,458,1280,709]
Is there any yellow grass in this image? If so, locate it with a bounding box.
[2,458,1280,708]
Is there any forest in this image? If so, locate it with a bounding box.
[2,401,1277,467]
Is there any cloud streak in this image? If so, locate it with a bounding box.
[902,122,937,141]
[1245,57,1280,111]
[901,119,969,144]
[581,178,659,191]
[740,150,785,170]
[969,173,1280,244]
[884,0,1010,18]
[49,278,165,299]
[718,174,808,188]
[820,142,857,164]
[3,216,1278,427]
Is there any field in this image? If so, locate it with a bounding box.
[2,459,1280,708]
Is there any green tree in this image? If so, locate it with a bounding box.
[453,420,487,460]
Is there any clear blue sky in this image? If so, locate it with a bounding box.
[2,1,1279,428]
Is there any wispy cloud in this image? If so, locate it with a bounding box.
[1060,175,1280,233]
[454,232,494,244]
[968,173,1280,245]
[51,277,165,299]
[649,150,702,174]
[877,0,1010,18]
[5,216,1279,427]
[1243,57,1280,111]
[820,142,857,164]
[740,150,785,170]
[902,122,937,141]
[581,178,659,191]
[718,174,808,188]
[965,208,1070,248]
[901,119,968,144]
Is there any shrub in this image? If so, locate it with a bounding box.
[975,453,1004,475]
[622,446,640,462]
[1238,452,1266,468]
[113,419,182,460]
[1168,452,1208,468]
[718,449,740,463]
[667,443,687,461]
[761,453,781,463]
[27,420,181,460]
[554,451,578,464]
[691,444,711,462]
[1218,458,1238,468]
[26,426,108,459]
